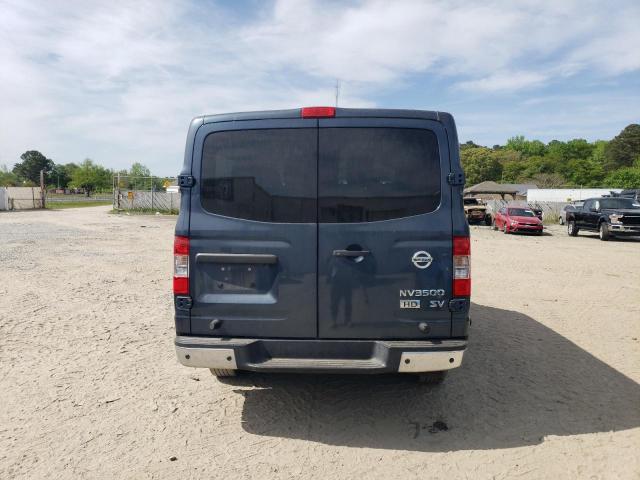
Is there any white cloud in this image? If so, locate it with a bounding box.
[455,71,548,92]
[0,0,638,174]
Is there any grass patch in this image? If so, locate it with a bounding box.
[47,201,112,209]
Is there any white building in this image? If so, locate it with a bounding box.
[527,188,622,203]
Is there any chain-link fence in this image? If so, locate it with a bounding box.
[483,199,570,224]
[112,175,180,214]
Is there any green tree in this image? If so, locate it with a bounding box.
[590,140,608,165]
[129,162,151,177]
[521,155,560,178]
[564,158,605,187]
[603,167,640,189]
[505,136,546,157]
[12,150,54,184]
[564,139,595,160]
[460,147,503,185]
[524,173,565,188]
[460,141,481,151]
[0,164,19,186]
[70,159,112,196]
[501,160,528,182]
[49,163,77,189]
[604,124,640,172]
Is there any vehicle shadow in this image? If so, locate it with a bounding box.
[575,233,640,242]
[235,303,640,451]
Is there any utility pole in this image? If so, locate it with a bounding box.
[335,79,341,107]
[40,169,45,209]
[116,173,121,210]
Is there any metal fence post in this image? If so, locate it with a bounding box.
[40,170,45,209]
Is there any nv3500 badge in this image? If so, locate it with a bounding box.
[173,107,471,384]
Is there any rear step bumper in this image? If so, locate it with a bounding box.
[175,336,467,374]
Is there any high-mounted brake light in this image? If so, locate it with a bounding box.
[301,106,336,118]
[453,236,471,296]
[173,236,189,295]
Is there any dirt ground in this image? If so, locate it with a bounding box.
[1,206,639,479]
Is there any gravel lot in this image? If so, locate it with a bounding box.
[1,206,639,479]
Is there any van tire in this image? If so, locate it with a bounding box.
[417,371,447,384]
[599,222,610,241]
[210,368,237,377]
[567,220,578,236]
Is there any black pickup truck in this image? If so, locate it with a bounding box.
[566,197,640,241]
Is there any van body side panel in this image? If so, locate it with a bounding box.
[317,118,453,339]
[188,119,318,338]
[439,112,471,337]
[174,117,203,335]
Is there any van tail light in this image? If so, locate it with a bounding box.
[453,236,471,296]
[301,106,336,118]
[173,236,189,295]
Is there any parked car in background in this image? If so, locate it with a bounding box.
[566,197,640,241]
[559,201,584,225]
[493,206,544,235]
[528,204,543,221]
[463,197,491,225]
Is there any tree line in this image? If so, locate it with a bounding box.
[2,123,639,192]
[0,152,171,195]
[461,124,640,188]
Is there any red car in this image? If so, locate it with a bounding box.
[493,206,543,235]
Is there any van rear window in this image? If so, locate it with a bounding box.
[201,129,316,223]
[318,128,441,222]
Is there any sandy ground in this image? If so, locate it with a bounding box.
[1,206,639,480]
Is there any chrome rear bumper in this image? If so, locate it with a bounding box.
[175,336,466,374]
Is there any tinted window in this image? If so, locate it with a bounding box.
[508,208,535,217]
[600,198,640,209]
[318,128,441,223]
[201,129,316,222]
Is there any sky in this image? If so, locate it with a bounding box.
[1,0,639,176]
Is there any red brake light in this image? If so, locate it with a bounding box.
[453,236,470,256]
[174,236,189,255]
[453,236,471,297]
[173,236,189,295]
[301,106,336,118]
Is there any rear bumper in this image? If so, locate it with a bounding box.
[175,336,467,374]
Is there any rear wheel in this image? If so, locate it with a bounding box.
[492,218,498,230]
[210,368,237,377]
[599,222,610,241]
[484,215,492,226]
[567,220,579,236]
[503,223,508,234]
[417,371,447,385]
[559,216,564,225]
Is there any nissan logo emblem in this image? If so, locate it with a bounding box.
[412,251,433,269]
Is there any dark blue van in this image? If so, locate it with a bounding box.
[173,107,470,383]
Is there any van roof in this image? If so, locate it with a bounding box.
[199,108,451,124]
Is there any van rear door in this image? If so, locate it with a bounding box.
[188,119,318,338]
[317,118,452,339]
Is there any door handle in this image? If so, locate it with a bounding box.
[333,249,371,257]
